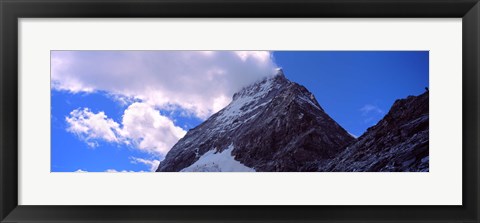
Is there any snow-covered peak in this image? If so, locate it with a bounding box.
[275,67,285,76]
[217,72,290,127]
[232,71,289,101]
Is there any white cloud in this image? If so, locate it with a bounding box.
[130,157,160,172]
[52,51,278,119]
[66,103,186,156]
[66,108,122,147]
[74,169,88,173]
[121,102,186,155]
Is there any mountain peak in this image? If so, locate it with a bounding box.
[232,70,289,101]
[155,69,429,172]
[157,71,354,172]
[275,67,285,76]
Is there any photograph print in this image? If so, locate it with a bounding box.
[51,51,429,172]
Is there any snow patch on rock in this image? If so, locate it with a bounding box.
[181,144,255,172]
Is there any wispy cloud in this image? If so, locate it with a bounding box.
[360,104,385,124]
[360,104,384,116]
[74,169,88,173]
[129,157,160,172]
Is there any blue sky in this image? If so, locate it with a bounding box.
[51,51,428,172]
[273,51,429,137]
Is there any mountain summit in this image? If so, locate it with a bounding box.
[156,70,355,172]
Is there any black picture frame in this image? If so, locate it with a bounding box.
[1,0,479,222]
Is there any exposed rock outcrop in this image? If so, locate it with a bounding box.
[318,92,429,172]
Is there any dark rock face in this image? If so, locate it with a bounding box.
[156,71,355,172]
[318,92,429,172]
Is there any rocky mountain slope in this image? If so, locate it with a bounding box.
[156,70,355,172]
[317,91,429,172]
[156,69,429,172]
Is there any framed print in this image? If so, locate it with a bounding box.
[1,0,479,222]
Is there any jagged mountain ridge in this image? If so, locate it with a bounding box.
[156,70,355,172]
[317,91,429,172]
